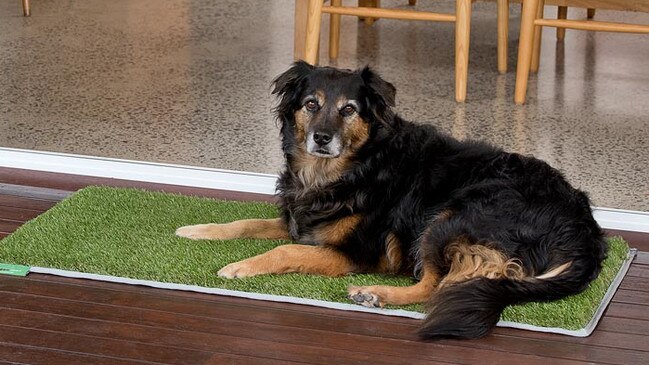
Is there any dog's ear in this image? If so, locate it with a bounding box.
[272,61,314,124]
[272,61,314,98]
[359,66,397,128]
[360,66,396,108]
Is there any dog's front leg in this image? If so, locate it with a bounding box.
[176,218,289,240]
[218,244,354,279]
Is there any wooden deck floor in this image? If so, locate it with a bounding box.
[1,167,648,365]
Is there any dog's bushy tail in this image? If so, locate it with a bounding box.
[418,254,602,340]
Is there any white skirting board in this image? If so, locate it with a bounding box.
[1,147,648,233]
[28,249,636,337]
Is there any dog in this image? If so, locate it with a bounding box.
[176,61,607,340]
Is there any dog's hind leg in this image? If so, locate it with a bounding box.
[217,244,354,278]
[176,218,289,240]
[347,268,440,308]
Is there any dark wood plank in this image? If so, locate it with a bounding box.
[2,274,647,365]
[0,219,22,234]
[0,306,458,365]
[0,324,214,365]
[1,274,419,328]
[0,342,157,365]
[596,316,649,336]
[0,168,275,203]
[606,229,649,252]
[619,275,649,293]
[0,206,42,222]
[0,322,319,365]
[0,183,72,201]
[634,252,649,265]
[0,194,57,211]
[611,289,649,306]
[605,302,649,321]
[495,324,649,352]
[627,265,649,279]
[472,333,648,365]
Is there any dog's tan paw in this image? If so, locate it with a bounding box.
[348,285,384,308]
[218,260,257,279]
[176,224,234,240]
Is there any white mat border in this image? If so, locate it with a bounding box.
[28,248,636,337]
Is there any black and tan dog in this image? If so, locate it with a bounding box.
[176,61,607,340]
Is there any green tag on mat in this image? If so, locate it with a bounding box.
[0,263,30,276]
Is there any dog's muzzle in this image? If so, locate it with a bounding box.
[306,131,342,158]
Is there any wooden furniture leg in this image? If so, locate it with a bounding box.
[22,0,30,16]
[455,0,472,102]
[587,8,596,19]
[359,0,380,26]
[530,0,545,72]
[557,6,568,40]
[514,0,540,104]
[409,0,417,5]
[294,0,308,60]
[305,0,324,64]
[330,0,342,59]
[497,0,509,74]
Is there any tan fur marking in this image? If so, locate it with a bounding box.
[176,218,289,240]
[292,150,351,189]
[218,244,353,278]
[535,261,572,279]
[438,241,525,288]
[314,90,325,106]
[348,266,440,307]
[294,109,308,143]
[344,114,370,150]
[379,232,403,273]
[314,214,362,245]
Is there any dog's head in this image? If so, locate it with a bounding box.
[273,61,396,159]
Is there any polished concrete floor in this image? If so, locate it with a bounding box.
[0,0,648,211]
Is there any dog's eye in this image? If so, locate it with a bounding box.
[305,100,318,112]
[341,105,356,116]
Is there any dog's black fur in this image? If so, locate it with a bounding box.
[272,61,607,340]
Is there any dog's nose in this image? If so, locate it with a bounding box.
[313,131,332,146]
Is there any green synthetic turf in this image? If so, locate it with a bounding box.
[0,186,630,330]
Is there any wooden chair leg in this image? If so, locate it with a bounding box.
[22,0,31,16]
[497,0,509,74]
[530,0,545,72]
[587,8,596,19]
[359,0,380,26]
[294,0,308,60]
[455,0,472,102]
[329,0,342,59]
[409,0,417,5]
[514,0,540,104]
[305,0,324,64]
[557,6,567,41]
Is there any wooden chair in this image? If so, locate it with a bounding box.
[556,6,596,40]
[302,0,513,102]
[22,0,30,16]
[514,0,649,104]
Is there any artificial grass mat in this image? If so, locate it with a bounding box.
[0,186,632,332]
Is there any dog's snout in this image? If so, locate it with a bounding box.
[313,131,332,146]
